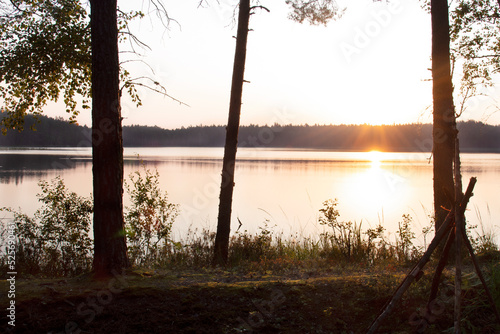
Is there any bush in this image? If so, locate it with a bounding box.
[395,214,418,263]
[1,177,93,276]
[124,164,179,267]
[318,199,367,262]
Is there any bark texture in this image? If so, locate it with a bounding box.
[213,0,251,266]
[90,0,130,277]
[431,0,456,231]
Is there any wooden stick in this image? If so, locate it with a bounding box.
[428,224,455,308]
[454,214,463,333]
[459,219,500,325]
[366,178,477,334]
[453,135,464,334]
[366,212,454,334]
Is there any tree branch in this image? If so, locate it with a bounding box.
[122,76,190,107]
[250,5,270,13]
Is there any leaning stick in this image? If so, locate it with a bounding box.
[428,226,455,308]
[366,212,453,334]
[459,219,500,325]
[454,134,464,334]
[366,178,477,334]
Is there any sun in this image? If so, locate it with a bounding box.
[368,150,383,168]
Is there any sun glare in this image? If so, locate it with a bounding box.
[337,151,410,225]
[368,150,383,168]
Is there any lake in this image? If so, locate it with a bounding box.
[1,147,499,244]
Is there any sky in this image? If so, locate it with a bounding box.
[47,0,500,129]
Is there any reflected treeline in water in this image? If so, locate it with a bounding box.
[0,153,91,184]
[123,156,222,173]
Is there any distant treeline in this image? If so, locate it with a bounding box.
[1,115,499,152]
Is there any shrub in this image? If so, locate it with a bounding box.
[124,164,179,267]
[395,214,418,263]
[365,223,389,263]
[1,177,93,276]
[318,199,367,262]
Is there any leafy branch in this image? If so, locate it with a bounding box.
[285,0,344,25]
[0,0,187,134]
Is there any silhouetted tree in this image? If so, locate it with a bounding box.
[90,0,130,277]
[213,0,342,266]
[1,0,178,277]
[213,0,252,266]
[431,0,457,231]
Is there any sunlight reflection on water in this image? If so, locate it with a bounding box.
[0,148,498,245]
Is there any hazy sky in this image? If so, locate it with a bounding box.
[47,0,500,128]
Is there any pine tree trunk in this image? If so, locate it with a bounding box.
[90,0,130,278]
[213,0,251,266]
[431,0,456,232]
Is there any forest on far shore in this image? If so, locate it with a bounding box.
[1,115,499,152]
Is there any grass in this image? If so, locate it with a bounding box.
[2,224,500,333]
[3,260,500,333]
[1,178,500,332]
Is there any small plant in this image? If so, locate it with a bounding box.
[318,199,365,262]
[395,214,418,263]
[468,219,498,255]
[365,223,387,263]
[421,222,434,250]
[1,177,93,276]
[229,220,276,265]
[124,164,179,266]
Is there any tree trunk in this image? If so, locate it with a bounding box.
[213,0,251,266]
[431,0,456,232]
[90,0,130,278]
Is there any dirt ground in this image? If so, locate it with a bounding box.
[2,267,498,333]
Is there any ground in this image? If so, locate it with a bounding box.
[1,265,499,333]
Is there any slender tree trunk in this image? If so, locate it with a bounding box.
[431,0,456,232]
[213,0,251,266]
[90,0,130,278]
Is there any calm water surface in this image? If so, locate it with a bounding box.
[1,147,499,243]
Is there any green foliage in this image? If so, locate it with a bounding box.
[0,0,91,133]
[124,164,180,267]
[1,178,498,278]
[1,176,93,276]
[229,220,276,264]
[317,200,422,265]
[449,0,500,113]
[365,223,391,262]
[0,166,181,275]
[0,0,161,134]
[285,0,344,25]
[163,227,215,268]
[420,0,500,114]
[455,262,500,333]
[319,199,366,261]
[467,219,498,256]
[395,213,418,263]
